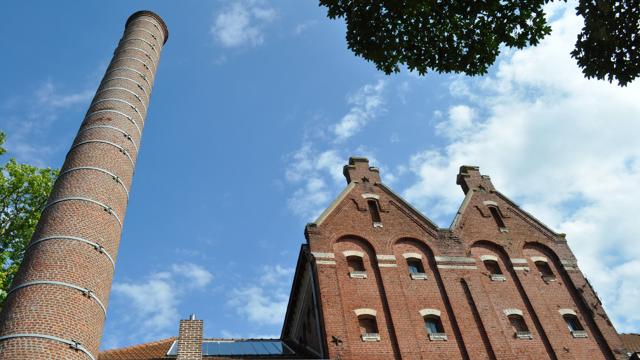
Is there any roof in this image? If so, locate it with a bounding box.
[99,338,308,359]
[99,337,175,360]
[621,333,640,353]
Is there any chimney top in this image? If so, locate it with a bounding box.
[343,157,381,184]
[126,10,169,44]
[189,314,196,320]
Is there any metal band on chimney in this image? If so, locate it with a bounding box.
[100,77,149,98]
[7,281,107,316]
[90,98,145,123]
[114,47,157,70]
[44,196,122,227]
[70,140,135,168]
[95,86,148,112]
[123,29,161,47]
[112,56,153,73]
[105,67,151,87]
[78,124,139,152]
[85,109,142,136]
[58,166,130,198]
[118,38,158,56]
[27,235,116,269]
[0,334,96,360]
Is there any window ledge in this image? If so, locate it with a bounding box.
[373,222,383,228]
[349,271,367,279]
[571,330,588,338]
[515,331,533,340]
[361,333,380,342]
[499,227,509,233]
[429,333,448,341]
[411,273,428,280]
[542,275,557,283]
[490,274,506,282]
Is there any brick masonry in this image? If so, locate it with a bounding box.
[0,10,168,360]
[177,317,204,360]
[299,158,629,360]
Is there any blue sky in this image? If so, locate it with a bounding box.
[1,1,639,350]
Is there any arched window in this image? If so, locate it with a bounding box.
[534,260,556,282]
[424,316,447,340]
[507,314,532,339]
[419,309,447,340]
[367,199,382,224]
[358,315,380,341]
[346,255,367,278]
[482,257,506,281]
[406,258,427,279]
[562,313,588,338]
[484,260,501,274]
[489,206,506,229]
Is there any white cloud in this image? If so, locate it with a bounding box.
[107,263,213,347]
[1,80,93,166]
[402,3,640,332]
[435,105,477,139]
[171,263,214,288]
[227,265,294,326]
[285,143,345,219]
[35,81,93,108]
[332,80,386,142]
[284,81,389,220]
[211,0,276,48]
[293,20,318,35]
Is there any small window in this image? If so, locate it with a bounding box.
[484,260,506,281]
[535,261,556,281]
[368,199,382,223]
[347,256,365,272]
[407,258,425,274]
[424,315,447,340]
[358,315,380,341]
[489,206,506,229]
[347,256,367,278]
[562,314,588,339]
[508,314,532,339]
[484,260,502,275]
[563,314,583,331]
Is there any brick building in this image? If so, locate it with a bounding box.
[99,158,633,360]
[0,9,635,360]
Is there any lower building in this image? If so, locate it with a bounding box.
[100,157,632,360]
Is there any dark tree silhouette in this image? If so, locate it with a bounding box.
[320,0,639,86]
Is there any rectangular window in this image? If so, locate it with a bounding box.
[368,200,381,223]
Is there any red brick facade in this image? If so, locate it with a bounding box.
[283,157,629,360]
[0,11,168,360]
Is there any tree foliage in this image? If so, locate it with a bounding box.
[0,132,58,303]
[572,0,640,86]
[319,0,640,86]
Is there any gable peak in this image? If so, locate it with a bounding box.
[343,157,381,184]
[456,165,495,194]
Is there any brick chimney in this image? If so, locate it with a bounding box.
[343,157,381,184]
[456,165,495,194]
[177,315,204,360]
[0,11,168,359]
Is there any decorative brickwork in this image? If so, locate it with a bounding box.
[0,10,168,360]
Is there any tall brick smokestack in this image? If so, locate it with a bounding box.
[0,11,168,360]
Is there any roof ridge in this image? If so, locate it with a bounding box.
[99,337,176,354]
